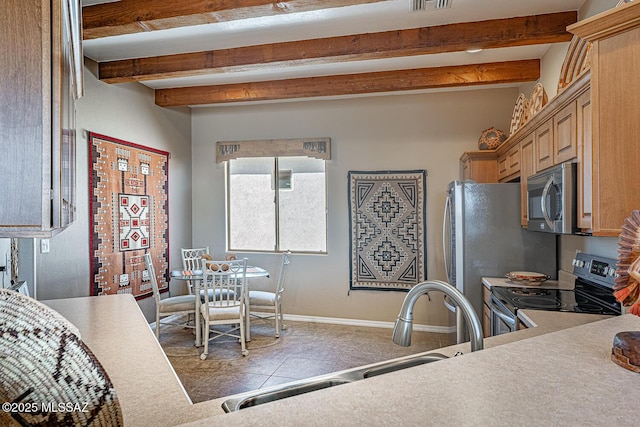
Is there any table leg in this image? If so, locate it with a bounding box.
[194,278,202,347]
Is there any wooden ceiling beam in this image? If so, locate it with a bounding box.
[82,0,385,40]
[155,59,540,107]
[99,12,576,84]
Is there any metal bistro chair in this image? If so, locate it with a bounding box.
[248,251,290,338]
[144,253,196,340]
[200,258,249,360]
[180,247,210,295]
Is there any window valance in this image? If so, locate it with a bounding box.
[216,138,331,163]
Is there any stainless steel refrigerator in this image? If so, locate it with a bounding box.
[443,181,557,341]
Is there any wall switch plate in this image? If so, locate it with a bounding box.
[40,239,50,254]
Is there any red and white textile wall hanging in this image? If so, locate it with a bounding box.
[89,132,169,299]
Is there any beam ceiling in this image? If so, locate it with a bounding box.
[82,1,578,107]
[155,59,540,107]
[98,12,576,84]
[82,0,385,39]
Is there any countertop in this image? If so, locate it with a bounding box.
[481,270,576,290]
[43,294,638,426]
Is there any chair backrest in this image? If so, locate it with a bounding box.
[181,247,210,271]
[276,251,291,295]
[201,258,247,307]
[143,253,161,303]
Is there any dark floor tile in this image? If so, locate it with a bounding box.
[160,319,451,402]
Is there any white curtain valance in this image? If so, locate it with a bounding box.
[216,138,331,163]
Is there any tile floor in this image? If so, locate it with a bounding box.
[159,318,456,404]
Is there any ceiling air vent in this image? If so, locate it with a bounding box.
[411,0,452,12]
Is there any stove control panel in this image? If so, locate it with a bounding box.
[572,252,618,288]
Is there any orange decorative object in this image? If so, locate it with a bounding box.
[477,127,507,150]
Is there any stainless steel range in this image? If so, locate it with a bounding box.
[490,252,622,336]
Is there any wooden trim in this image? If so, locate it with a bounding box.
[216,138,331,162]
[156,60,540,107]
[82,0,385,40]
[568,1,640,41]
[496,71,591,157]
[98,12,576,84]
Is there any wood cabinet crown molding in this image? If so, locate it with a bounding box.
[496,71,591,157]
[568,1,640,41]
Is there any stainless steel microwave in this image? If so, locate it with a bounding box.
[526,162,577,234]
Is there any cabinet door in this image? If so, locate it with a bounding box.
[554,101,578,163]
[498,144,521,182]
[520,135,535,226]
[0,0,79,237]
[576,90,592,230]
[459,153,498,183]
[0,1,51,233]
[535,119,554,172]
[497,155,508,179]
[482,287,491,338]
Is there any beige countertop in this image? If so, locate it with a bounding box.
[43,294,638,426]
[482,270,576,290]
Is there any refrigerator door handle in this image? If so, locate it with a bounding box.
[442,194,451,283]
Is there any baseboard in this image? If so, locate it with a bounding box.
[279,313,455,334]
[156,312,455,334]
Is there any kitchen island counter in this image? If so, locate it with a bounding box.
[187,314,639,426]
[43,295,637,426]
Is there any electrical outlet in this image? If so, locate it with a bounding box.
[41,239,50,254]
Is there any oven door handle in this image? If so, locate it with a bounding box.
[493,308,516,328]
[490,295,516,328]
[443,294,457,313]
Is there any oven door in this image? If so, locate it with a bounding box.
[490,294,518,336]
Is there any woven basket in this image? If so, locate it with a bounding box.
[0,289,123,426]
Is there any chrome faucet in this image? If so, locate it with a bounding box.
[392,280,484,352]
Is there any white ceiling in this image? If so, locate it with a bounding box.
[82,0,586,98]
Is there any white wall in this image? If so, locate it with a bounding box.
[34,60,192,321]
[191,88,518,327]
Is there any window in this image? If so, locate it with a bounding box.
[227,156,327,253]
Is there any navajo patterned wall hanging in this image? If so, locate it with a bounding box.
[89,132,170,299]
[348,170,427,291]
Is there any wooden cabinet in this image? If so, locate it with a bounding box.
[520,134,535,226]
[576,89,593,231]
[535,119,554,172]
[569,2,640,236]
[554,101,578,163]
[482,286,491,338]
[0,0,82,237]
[497,144,521,182]
[459,151,498,183]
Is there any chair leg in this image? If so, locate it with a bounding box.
[200,317,209,360]
[240,317,249,357]
[274,306,280,338]
[155,310,160,339]
[245,299,251,342]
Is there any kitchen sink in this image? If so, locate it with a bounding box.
[221,378,353,412]
[361,352,448,378]
[221,352,449,412]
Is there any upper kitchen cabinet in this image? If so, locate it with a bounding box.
[0,0,82,237]
[459,151,498,183]
[569,1,640,236]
